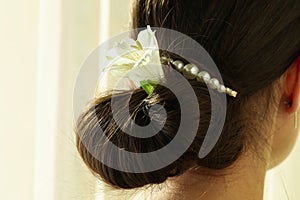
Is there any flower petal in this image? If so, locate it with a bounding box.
[100,25,164,94]
[137,25,158,49]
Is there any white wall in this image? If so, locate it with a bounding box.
[0,0,38,199]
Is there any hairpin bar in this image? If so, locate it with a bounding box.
[161,57,238,97]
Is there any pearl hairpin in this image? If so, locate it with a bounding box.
[161,57,238,98]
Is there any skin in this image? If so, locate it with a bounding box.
[270,59,300,168]
[133,57,300,200]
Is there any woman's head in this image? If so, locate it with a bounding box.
[76,0,300,189]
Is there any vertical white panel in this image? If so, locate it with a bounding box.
[34,0,100,200]
[99,0,110,43]
[55,0,100,199]
[108,0,131,36]
[34,0,62,199]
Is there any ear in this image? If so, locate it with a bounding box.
[269,55,300,169]
[283,55,300,113]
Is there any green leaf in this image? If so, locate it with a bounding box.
[140,80,157,95]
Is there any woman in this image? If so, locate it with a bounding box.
[76,1,300,199]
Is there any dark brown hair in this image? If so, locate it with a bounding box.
[76,0,300,189]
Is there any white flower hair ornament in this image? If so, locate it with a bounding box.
[101,25,238,97]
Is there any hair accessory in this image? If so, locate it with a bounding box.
[161,57,238,97]
[102,25,163,95]
[102,25,238,98]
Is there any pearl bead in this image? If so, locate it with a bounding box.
[217,85,226,93]
[183,64,194,72]
[172,60,184,71]
[209,78,220,89]
[198,71,211,83]
[190,66,199,76]
[183,64,196,79]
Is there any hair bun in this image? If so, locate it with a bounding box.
[76,86,199,188]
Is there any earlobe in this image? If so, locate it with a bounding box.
[283,55,300,114]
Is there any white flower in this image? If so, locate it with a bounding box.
[99,26,164,94]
